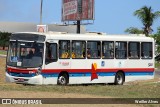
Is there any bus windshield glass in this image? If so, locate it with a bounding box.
[7,41,44,68]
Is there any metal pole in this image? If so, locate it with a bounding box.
[77,0,82,34]
[40,0,43,24]
[77,20,81,34]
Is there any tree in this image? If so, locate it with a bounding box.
[150,27,160,54]
[0,32,11,50]
[134,6,160,36]
[157,26,160,34]
[125,27,144,34]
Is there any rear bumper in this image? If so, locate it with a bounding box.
[6,72,43,85]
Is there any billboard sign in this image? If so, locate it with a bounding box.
[62,0,94,21]
[37,25,48,33]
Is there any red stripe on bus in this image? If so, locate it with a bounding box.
[7,67,154,74]
[97,68,154,72]
[42,69,91,73]
[42,68,154,73]
[7,67,37,74]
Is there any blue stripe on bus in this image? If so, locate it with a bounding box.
[69,72,154,77]
[9,71,154,78]
[42,73,59,77]
[69,73,116,77]
[125,72,154,76]
[97,72,116,76]
[9,72,36,77]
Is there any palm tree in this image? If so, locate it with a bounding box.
[134,6,160,36]
[125,27,143,34]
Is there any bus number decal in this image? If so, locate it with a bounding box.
[148,63,153,67]
[101,61,105,67]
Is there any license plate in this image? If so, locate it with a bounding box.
[17,78,24,82]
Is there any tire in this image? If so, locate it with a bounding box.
[57,73,69,85]
[115,72,124,85]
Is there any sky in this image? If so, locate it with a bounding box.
[0,0,160,34]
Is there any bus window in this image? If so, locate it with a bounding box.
[59,40,70,59]
[102,41,114,59]
[87,41,101,59]
[128,42,140,59]
[45,43,57,64]
[115,42,127,59]
[72,41,86,59]
[141,42,152,59]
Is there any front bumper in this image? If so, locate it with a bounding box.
[6,72,43,85]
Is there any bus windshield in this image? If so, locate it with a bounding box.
[7,41,44,68]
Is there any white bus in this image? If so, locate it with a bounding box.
[6,32,155,85]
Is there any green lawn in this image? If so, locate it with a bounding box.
[155,62,160,68]
[0,82,159,98]
[0,50,7,55]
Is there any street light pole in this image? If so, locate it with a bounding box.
[77,20,80,34]
[77,0,82,34]
[40,0,43,25]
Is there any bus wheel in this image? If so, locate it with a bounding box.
[115,72,124,85]
[57,73,68,85]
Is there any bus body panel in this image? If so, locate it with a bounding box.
[6,72,43,85]
[6,32,155,85]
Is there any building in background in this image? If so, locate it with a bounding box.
[0,22,86,33]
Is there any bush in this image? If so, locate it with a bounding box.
[0,31,11,50]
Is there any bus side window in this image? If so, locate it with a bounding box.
[141,42,152,59]
[102,41,114,59]
[128,42,140,59]
[72,41,86,59]
[59,40,70,59]
[45,43,58,64]
[115,42,127,59]
[87,41,101,59]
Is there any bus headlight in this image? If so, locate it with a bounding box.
[36,67,42,75]
[29,71,34,74]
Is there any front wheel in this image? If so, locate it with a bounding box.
[57,73,69,85]
[115,72,125,85]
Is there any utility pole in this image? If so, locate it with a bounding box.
[40,0,43,24]
[77,20,81,34]
[77,0,82,34]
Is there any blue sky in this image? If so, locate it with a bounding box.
[0,0,160,34]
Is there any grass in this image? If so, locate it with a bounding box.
[0,50,7,55]
[0,57,160,98]
[0,83,159,98]
[155,62,160,68]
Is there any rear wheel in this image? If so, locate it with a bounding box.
[115,72,124,85]
[57,73,69,85]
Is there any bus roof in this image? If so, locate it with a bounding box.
[13,32,154,42]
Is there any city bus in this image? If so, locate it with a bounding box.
[6,32,155,85]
